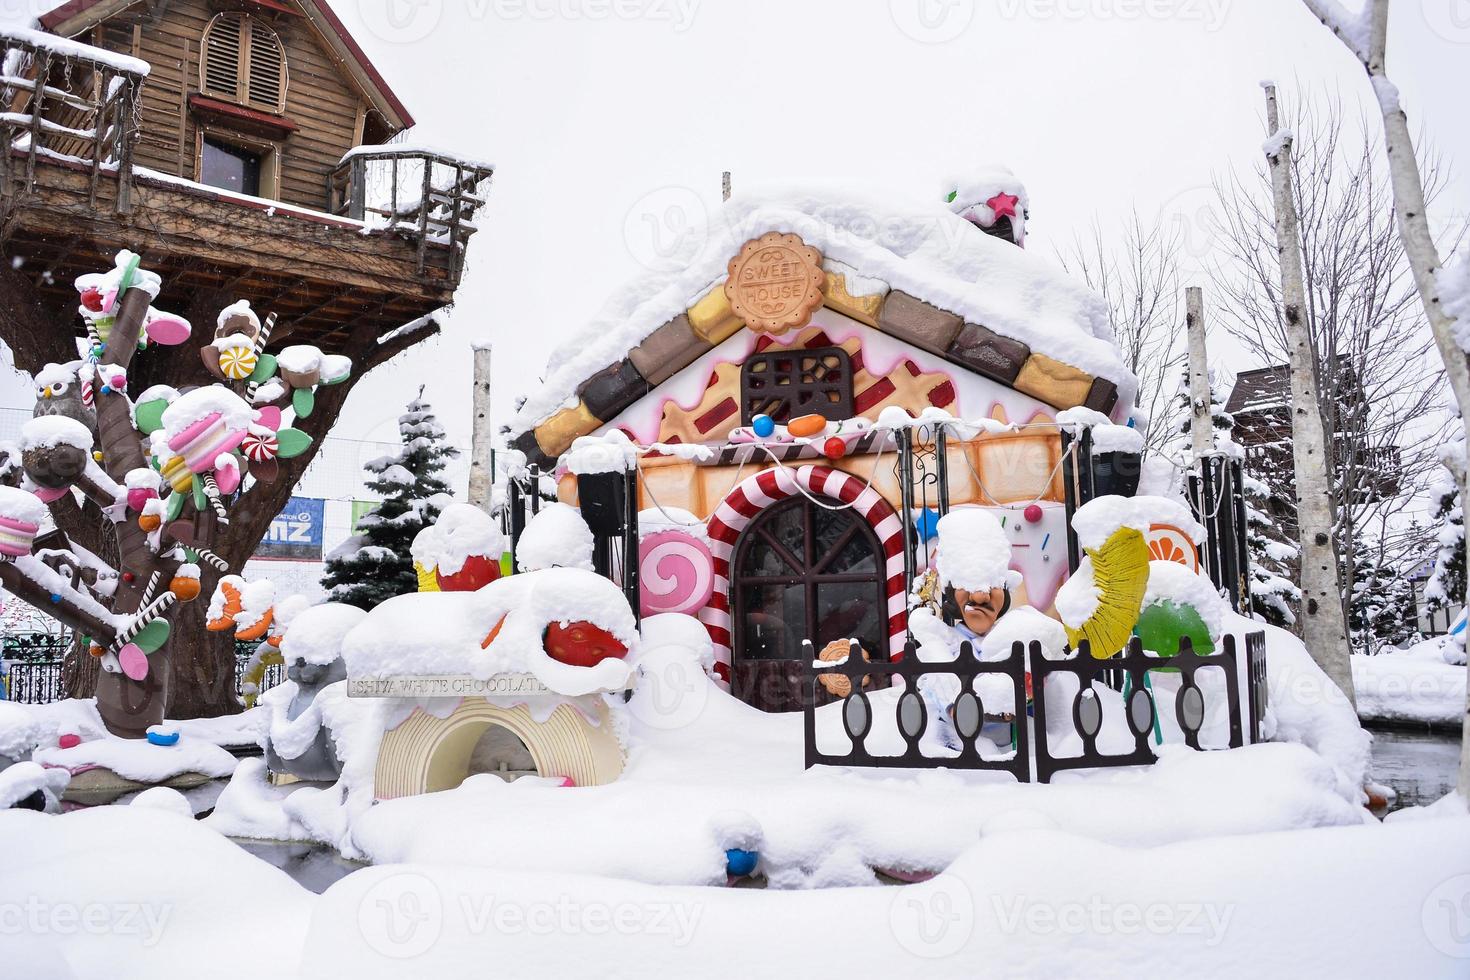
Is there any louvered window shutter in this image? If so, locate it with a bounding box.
[247,19,286,112]
[202,14,242,100]
[201,14,287,113]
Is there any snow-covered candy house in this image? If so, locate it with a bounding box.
[507,179,1150,713]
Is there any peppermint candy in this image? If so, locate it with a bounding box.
[241,432,279,462]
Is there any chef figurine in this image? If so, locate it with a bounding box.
[910,508,1024,749]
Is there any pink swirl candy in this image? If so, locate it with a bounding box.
[639,531,715,616]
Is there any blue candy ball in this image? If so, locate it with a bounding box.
[725,848,759,877]
[146,730,180,747]
[752,415,776,438]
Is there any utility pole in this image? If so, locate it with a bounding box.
[469,341,494,513]
[1261,82,1354,708]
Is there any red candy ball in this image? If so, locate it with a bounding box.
[59,733,81,749]
[544,621,628,668]
[823,437,846,460]
[80,287,104,312]
[1023,504,1044,524]
[435,554,503,593]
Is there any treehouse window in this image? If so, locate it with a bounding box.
[201,137,262,197]
[741,347,853,425]
[202,13,288,114]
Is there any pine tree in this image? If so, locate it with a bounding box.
[320,390,458,609]
[1348,542,1420,652]
[1243,472,1300,628]
[1425,463,1465,619]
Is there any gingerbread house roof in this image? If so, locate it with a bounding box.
[508,185,1138,469]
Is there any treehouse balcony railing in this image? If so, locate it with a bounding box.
[327,147,495,279]
[0,29,145,216]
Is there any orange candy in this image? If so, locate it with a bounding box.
[786,414,828,438]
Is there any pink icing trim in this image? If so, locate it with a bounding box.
[0,515,39,533]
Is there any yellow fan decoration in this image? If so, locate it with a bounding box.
[239,647,284,709]
[415,560,440,592]
[1063,526,1151,658]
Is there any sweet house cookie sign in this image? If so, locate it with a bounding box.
[724,232,825,334]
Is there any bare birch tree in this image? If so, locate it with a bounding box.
[1299,0,1470,804]
[1059,212,1187,455]
[1261,82,1356,706]
[1212,87,1453,649]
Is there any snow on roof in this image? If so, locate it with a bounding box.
[342,567,636,696]
[0,24,150,76]
[509,184,1136,436]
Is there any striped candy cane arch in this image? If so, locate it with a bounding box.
[700,464,908,683]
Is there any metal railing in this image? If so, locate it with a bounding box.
[327,148,494,278]
[0,30,145,215]
[2,634,284,705]
[804,631,1267,783]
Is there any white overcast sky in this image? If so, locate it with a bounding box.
[11,0,1470,485]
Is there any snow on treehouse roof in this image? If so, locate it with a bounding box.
[507,184,1136,447]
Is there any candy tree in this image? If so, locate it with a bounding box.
[0,251,441,736]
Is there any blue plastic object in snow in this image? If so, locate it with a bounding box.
[146,730,180,747]
[725,848,759,877]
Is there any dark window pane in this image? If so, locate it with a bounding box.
[744,532,798,577]
[824,530,878,575]
[202,138,262,197]
[740,583,803,661]
[815,582,881,654]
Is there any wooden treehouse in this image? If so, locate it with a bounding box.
[0,0,493,353]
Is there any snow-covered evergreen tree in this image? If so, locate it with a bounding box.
[320,390,458,609]
[1243,472,1300,627]
[1348,543,1421,652]
[1424,462,1465,619]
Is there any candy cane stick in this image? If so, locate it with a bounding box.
[85,321,101,355]
[110,592,176,651]
[193,547,229,573]
[245,312,278,401]
[139,569,160,607]
[202,474,230,525]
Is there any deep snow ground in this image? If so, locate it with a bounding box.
[2,804,1468,979]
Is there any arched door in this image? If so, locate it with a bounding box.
[731,495,887,712]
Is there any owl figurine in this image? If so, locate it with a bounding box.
[33,363,98,439]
